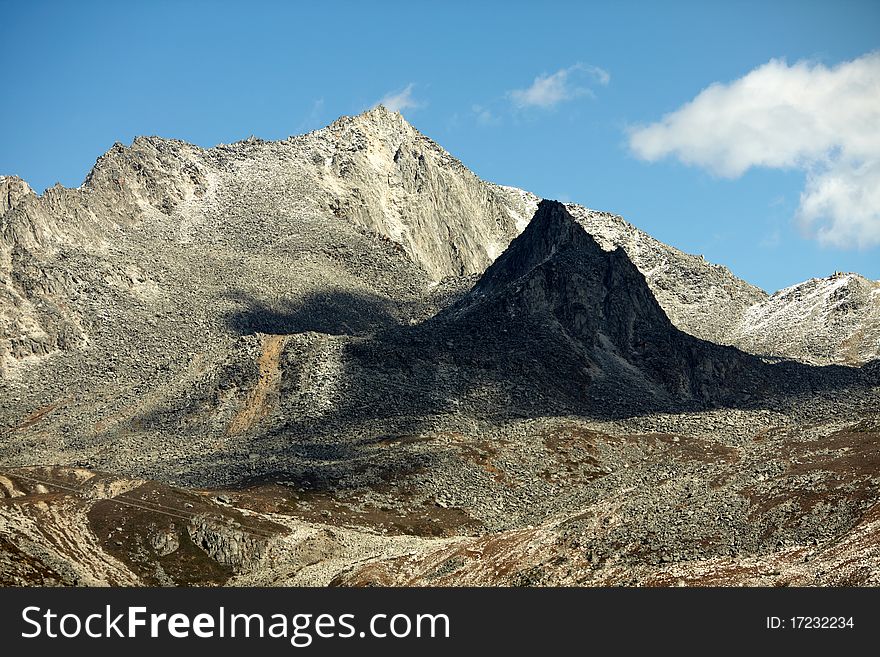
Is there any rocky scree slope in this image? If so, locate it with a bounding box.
[0,106,535,374]
[346,416,880,587]
[737,272,880,365]
[0,138,209,372]
[96,202,877,498]
[4,414,880,587]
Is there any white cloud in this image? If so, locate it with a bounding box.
[378,83,424,113]
[800,158,880,248]
[472,104,499,125]
[509,63,609,109]
[628,52,880,248]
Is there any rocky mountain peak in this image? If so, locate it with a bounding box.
[309,105,420,159]
[0,175,35,215]
[472,199,626,296]
[287,107,530,280]
[348,103,411,129]
[469,200,672,365]
[452,200,755,410]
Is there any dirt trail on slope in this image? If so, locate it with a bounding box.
[226,334,288,435]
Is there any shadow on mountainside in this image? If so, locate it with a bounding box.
[133,204,880,488]
[148,304,877,489]
[224,288,401,337]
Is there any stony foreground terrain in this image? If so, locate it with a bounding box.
[3,412,879,586]
[1,107,879,586]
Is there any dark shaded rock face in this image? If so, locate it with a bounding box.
[469,199,678,361]
[440,201,758,411]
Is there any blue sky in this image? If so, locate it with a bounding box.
[2,0,878,293]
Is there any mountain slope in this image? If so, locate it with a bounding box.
[564,204,768,346]
[252,201,864,440]
[297,108,536,278]
[736,272,880,365]
[0,106,536,375]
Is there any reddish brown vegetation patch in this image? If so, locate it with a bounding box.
[457,441,512,486]
[539,424,606,483]
[86,480,285,586]
[743,422,880,520]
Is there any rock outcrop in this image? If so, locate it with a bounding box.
[0,176,34,215]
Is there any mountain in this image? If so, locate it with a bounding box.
[0,106,536,374]
[222,200,766,439]
[735,272,880,365]
[1,105,876,482]
[1,108,880,588]
[3,106,876,383]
